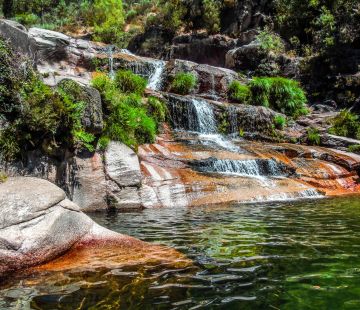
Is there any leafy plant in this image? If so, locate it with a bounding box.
[274,115,287,130]
[249,77,308,117]
[328,110,360,139]
[170,72,197,95]
[307,127,321,145]
[227,81,251,103]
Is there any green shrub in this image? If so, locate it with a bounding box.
[328,110,360,139]
[92,0,125,44]
[249,77,308,117]
[228,81,251,103]
[203,0,221,34]
[256,28,285,54]
[307,127,321,145]
[274,115,287,129]
[15,13,39,27]
[147,96,167,125]
[170,72,197,95]
[92,74,157,149]
[348,144,360,153]
[115,70,147,95]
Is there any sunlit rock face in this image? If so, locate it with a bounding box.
[0,177,190,277]
[138,126,360,207]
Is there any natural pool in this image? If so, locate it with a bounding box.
[1,197,360,309]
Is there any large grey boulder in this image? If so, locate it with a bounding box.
[0,19,31,56]
[0,177,150,277]
[0,177,93,276]
[105,142,142,187]
[28,27,70,61]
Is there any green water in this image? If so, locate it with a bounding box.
[1,197,360,309]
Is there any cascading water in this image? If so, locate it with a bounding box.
[107,45,115,79]
[147,60,166,91]
[193,158,289,178]
[227,106,239,136]
[168,96,240,151]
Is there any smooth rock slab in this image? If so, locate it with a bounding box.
[105,141,142,187]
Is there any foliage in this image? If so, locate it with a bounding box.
[203,0,221,34]
[147,96,167,126]
[348,145,360,153]
[115,70,147,95]
[274,115,287,130]
[92,74,157,149]
[170,72,197,95]
[227,81,251,104]
[249,77,308,117]
[0,38,97,160]
[274,0,359,54]
[92,0,125,44]
[307,127,321,145]
[0,171,7,183]
[328,110,360,139]
[256,28,285,54]
[14,12,39,27]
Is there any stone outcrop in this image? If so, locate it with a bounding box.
[0,178,105,275]
[105,142,142,187]
[57,79,104,134]
[165,59,239,99]
[167,34,238,67]
[0,177,190,277]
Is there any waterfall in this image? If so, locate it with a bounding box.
[227,106,239,135]
[193,158,289,178]
[147,60,166,91]
[192,98,218,134]
[168,97,240,151]
[107,45,115,80]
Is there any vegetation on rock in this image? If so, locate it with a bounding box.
[92,73,159,149]
[227,81,251,104]
[170,72,197,95]
[307,127,321,145]
[249,77,308,118]
[329,110,360,140]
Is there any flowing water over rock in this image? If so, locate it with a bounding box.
[147,60,166,91]
[2,197,360,309]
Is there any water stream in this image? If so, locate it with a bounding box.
[2,197,360,309]
[147,60,166,91]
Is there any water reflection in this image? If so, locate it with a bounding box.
[1,197,360,309]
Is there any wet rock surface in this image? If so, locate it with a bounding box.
[0,177,190,278]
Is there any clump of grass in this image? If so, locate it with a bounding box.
[249,77,308,118]
[170,72,197,95]
[92,74,157,149]
[328,110,360,139]
[274,115,287,129]
[115,70,147,95]
[307,127,321,145]
[348,144,360,153]
[227,81,251,104]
